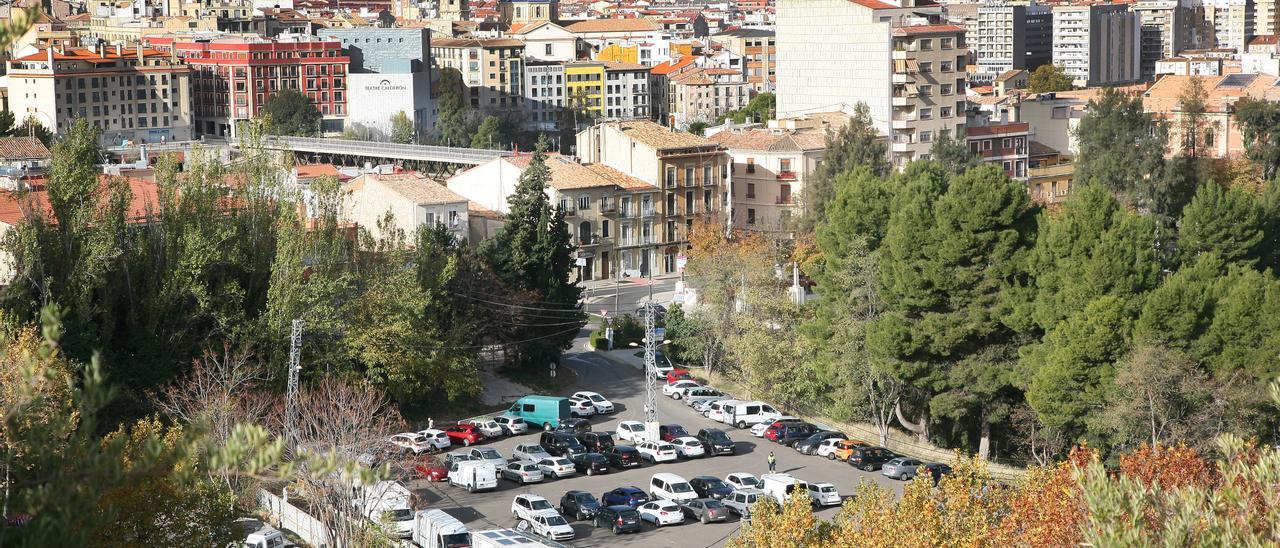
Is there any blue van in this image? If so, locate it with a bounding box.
[508,396,572,431]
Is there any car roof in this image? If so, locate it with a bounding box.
[651,472,687,481]
[692,475,721,481]
[518,494,549,501]
[616,486,644,494]
[731,487,763,495]
[566,489,590,495]
[604,505,636,511]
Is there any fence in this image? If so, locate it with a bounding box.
[259,488,332,547]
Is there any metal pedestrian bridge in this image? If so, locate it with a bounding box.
[251,136,511,166]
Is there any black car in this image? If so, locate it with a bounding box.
[688,476,734,500]
[601,486,650,508]
[555,418,593,435]
[794,431,847,455]
[922,463,953,485]
[696,428,735,456]
[594,505,642,534]
[571,452,610,475]
[775,424,820,447]
[658,423,689,442]
[602,445,644,469]
[540,432,587,457]
[578,431,616,453]
[560,490,602,520]
[847,447,897,471]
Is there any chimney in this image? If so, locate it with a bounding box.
[137,42,144,61]
[116,43,123,56]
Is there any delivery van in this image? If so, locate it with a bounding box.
[449,461,498,493]
[507,395,572,431]
[413,509,471,548]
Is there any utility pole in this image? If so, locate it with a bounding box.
[793,262,804,306]
[286,319,305,450]
[642,283,659,441]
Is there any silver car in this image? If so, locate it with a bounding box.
[493,415,528,435]
[501,460,545,484]
[513,443,553,462]
[468,447,509,469]
[881,457,925,481]
[722,488,764,519]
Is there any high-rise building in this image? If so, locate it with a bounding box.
[1256,0,1277,36]
[1052,4,1141,87]
[1134,0,1199,80]
[972,3,1053,78]
[707,28,777,92]
[776,0,965,167]
[1204,0,1253,51]
[431,38,525,116]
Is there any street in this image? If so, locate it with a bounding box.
[580,276,679,318]
[412,328,906,547]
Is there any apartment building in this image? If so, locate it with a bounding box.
[431,38,525,114]
[1134,0,1200,80]
[707,27,777,92]
[6,44,193,147]
[1052,4,1141,87]
[776,0,964,167]
[147,34,348,138]
[524,61,565,132]
[972,3,1053,79]
[446,153,664,281]
[966,122,1030,179]
[576,120,731,273]
[666,67,751,130]
[1257,0,1278,35]
[566,18,663,55]
[343,171,469,243]
[564,61,650,121]
[319,28,434,140]
[1204,0,1253,52]
[707,127,825,230]
[509,21,576,62]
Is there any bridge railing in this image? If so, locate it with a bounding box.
[257,135,512,165]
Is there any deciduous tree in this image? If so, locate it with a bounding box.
[1028,64,1073,93]
[389,111,414,144]
[263,89,322,137]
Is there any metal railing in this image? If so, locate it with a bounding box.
[250,135,511,165]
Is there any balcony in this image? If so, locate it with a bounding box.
[891,117,915,130]
[577,234,602,247]
[776,196,793,205]
[640,207,657,218]
[562,208,578,217]
[618,236,656,247]
[600,204,617,214]
[776,171,797,181]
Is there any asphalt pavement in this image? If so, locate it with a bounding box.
[580,277,679,318]
[410,329,906,547]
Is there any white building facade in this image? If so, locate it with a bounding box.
[1053,4,1142,87]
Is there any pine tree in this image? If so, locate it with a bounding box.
[929,132,980,174]
[471,115,505,149]
[1178,183,1265,266]
[1074,88,1169,207]
[799,102,889,229]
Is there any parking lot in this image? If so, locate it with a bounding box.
[410,331,907,547]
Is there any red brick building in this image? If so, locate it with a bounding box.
[966,122,1030,180]
[146,35,349,138]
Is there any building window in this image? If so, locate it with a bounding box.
[919,131,932,143]
[684,166,694,185]
[747,208,756,224]
[545,44,553,55]
[941,61,953,72]
[746,158,755,173]
[780,158,792,173]
[919,85,932,96]
[920,108,932,120]
[1002,138,1011,148]
[919,38,933,50]
[941,84,953,95]
[665,166,676,187]
[746,183,756,198]
[941,37,953,49]
[579,196,591,210]
[919,62,932,73]
[602,219,610,237]
[941,106,952,118]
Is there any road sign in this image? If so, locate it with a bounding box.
[575,257,587,266]
[676,255,687,272]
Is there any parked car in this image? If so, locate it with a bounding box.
[664,380,700,398]
[442,424,484,447]
[567,397,596,418]
[510,494,556,522]
[570,452,610,476]
[615,420,647,442]
[500,460,544,484]
[722,401,784,429]
[602,445,644,469]
[725,472,762,491]
[555,418,592,435]
[882,457,926,480]
[601,486,650,508]
[692,399,720,414]
[577,431,615,453]
[830,440,871,461]
[593,505,642,534]
[507,395,573,431]
[775,424,821,447]
[705,400,744,423]
[468,447,508,469]
[666,369,694,384]
[723,488,764,519]
[653,351,674,378]
[847,447,897,471]
[413,455,448,482]
[536,456,576,479]
[389,433,431,454]
[658,423,690,442]
[559,490,601,520]
[763,421,810,443]
[751,417,801,438]
[442,452,477,470]
[415,429,453,451]
[635,440,679,463]
[670,436,706,458]
[689,475,734,500]
[571,391,615,414]
[466,418,505,439]
[816,438,859,459]
[922,463,954,485]
[525,510,575,541]
[492,415,528,436]
[649,472,699,503]
[794,431,846,455]
[512,443,553,462]
[638,500,685,527]
[681,498,731,524]
[807,482,841,507]
[684,387,728,406]
[696,428,736,456]
[539,432,587,457]
[449,461,497,493]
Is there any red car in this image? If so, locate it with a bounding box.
[665,369,693,384]
[443,424,484,446]
[414,456,448,482]
[763,420,803,442]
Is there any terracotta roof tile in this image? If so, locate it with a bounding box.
[1249,34,1277,45]
[612,120,718,150]
[708,128,826,152]
[502,154,657,191]
[0,177,158,227]
[566,18,659,33]
[0,137,50,160]
[892,24,964,36]
[345,172,469,205]
[849,0,900,9]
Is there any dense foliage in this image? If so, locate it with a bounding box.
[1027,64,1073,93]
[262,89,322,137]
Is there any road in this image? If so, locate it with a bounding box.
[580,277,678,318]
[411,329,906,547]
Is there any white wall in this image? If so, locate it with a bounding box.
[347,72,436,139]
[446,158,521,214]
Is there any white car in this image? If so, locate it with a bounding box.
[670,436,706,458]
[493,415,528,435]
[683,387,727,406]
[663,380,699,398]
[501,461,544,484]
[571,391,615,414]
[807,482,841,507]
[692,399,719,414]
[637,500,686,527]
[723,488,764,518]
[635,440,679,463]
[467,418,505,438]
[468,447,508,469]
[525,510,575,541]
[511,494,556,522]
[536,456,576,479]
[725,473,762,491]
[705,400,742,423]
[751,417,800,438]
[568,398,596,418]
[512,443,553,462]
[388,432,431,454]
[616,420,647,443]
[815,438,846,459]
[416,429,452,450]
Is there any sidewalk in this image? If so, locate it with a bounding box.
[579,272,680,291]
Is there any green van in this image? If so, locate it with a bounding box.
[507,396,572,431]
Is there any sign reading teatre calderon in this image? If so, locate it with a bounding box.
[363,79,408,92]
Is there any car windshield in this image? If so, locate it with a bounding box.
[545,515,568,526]
[387,508,412,521]
[441,532,470,546]
[575,493,596,503]
[479,449,500,459]
[704,479,728,489]
[704,500,724,509]
[671,482,693,493]
[590,394,606,402]
[530,499,553,510]
[620,510,639,520]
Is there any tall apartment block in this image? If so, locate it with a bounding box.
[1052,3,1141,87]
[1205,0,1253,52]
[777,0,967,168]
[1257,0,1277,36]
[972,3,1053,78]
[1133,0,1199,80]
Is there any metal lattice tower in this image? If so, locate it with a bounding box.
[643,285,658,427]
[286,319,305,447]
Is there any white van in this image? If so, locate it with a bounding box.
[704,400,742,423]
[356,480,414,538]
[649,472,699,503]
[413,509,471,548]
[449,461,498,493]
[760,473,809,505]
[723,401,783,429]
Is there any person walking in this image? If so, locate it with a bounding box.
[428,417,435,430]
[767,452,776,473]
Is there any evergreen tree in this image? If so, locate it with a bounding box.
[13,114,54,146]
[1074,88,1168,207]
[1178,183,1265,266]
[799,102,889,229]
[929,133,980,174]
[1133,253,1226,349]
[262,89,322,136]
[480,136,584,370]
[1233,97,1280,180]
[1027,64,1073,93]
[0,110,15,136]
[471,115,506,149]
[435,68,472,147]
[389,111,414,144]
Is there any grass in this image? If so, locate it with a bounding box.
[497,363,575,393]
[400,395,503,425]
